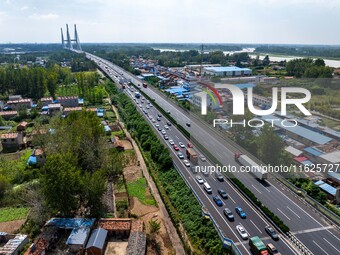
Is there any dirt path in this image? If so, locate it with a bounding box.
[110,101,186,255]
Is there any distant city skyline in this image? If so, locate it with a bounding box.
[1,0,340,44]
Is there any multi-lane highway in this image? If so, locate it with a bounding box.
[86,53,298,255]
[85,52,340,255]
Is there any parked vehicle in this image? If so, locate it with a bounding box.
[234,152,268,180]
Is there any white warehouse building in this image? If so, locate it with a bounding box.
[204,66,252,77]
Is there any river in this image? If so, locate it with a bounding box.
[154,47,340,68]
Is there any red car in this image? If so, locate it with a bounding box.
[173,144,180,151]
[187,143,193,148]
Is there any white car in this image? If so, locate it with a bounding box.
[169,139,174,145]
[199,155,207,161]
[196,175,204,184]
[164,125,169,130]
[183,159,190,167]
[236,225,249,240]
[152,118,156,123]
[161,130,166,135]
[155,124,160,128]
[179,142,185,148]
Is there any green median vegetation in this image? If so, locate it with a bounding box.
[107,82,226,255]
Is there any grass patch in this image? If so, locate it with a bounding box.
[127,178,156,206]
[0,207,29,222]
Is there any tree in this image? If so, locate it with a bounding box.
[314,58,325,67]
[256,124,284,165]
[40,154,81,216]
[262,55,270,66]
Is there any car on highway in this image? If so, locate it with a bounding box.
[235,206,246,218]
[157,117,161,121]
[167,110,171,114]
[190,166,198,174]
[163,135,169,140]
[196,175,204,184]
[266,243,281,255]
[146,105,150,109]
[223,208,234,221]
[152,118,156,123]
[183,160,190,167]
[265,226,279,240]
[164,125,169,130]
[179,142,185,148]
[236,225,248,240]
[148,115,153,119]
[167,122,172,126]
[155,124,159,128]
[186,122,191,127]
[187,143,193,148]
[215,172,224,182]
[169,139,174,145]
[199,155,206,161]
[161,130,166,135]
[213,195,223,206]
[158,114,162,117]
[218,189,228,199]
[158,126,162,131]
[177,152,184,159]
[173,144,180,151]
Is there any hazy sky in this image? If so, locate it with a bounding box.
[1,0,340,44]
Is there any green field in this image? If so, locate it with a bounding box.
[127,178,156,206]
[0,207,29,222]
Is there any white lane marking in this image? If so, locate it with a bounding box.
[312,240,330,255]
[228,194,236,204]
[286,206,301,219]
[292,226,334,235]
[323,237,340,254]
[216,151,224,158]
[263,186,271,193]
[251,184,262,194]
[250,219,262,234]
[175,135,179,140]
[277,208,291,221]
[270,183,340,242]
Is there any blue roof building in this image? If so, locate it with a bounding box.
[86,228,108,255]
[204,66,252,77]
[262,115,333,146]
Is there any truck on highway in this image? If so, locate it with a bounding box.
[234,152,268,180]
[249,236,269,255]
[186,148,198,165]
[143,82,148,88]
[134,92,141,99]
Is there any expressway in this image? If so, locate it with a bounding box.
[86,53,340,255]
[85,54,340,255]
[86,53,298,255]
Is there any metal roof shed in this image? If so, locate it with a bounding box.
[86,228,108,255]
[66,226,91,253]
